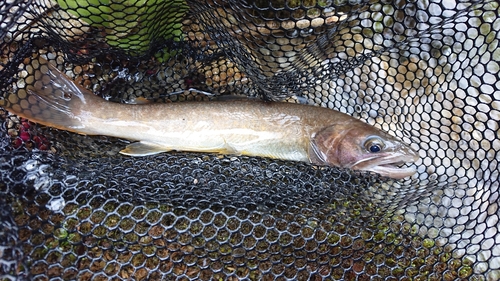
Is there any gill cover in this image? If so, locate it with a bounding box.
[308,124,353,168]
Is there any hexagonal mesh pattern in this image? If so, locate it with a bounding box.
[1,0,499,280]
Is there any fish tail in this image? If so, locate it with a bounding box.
[1,58,91,133]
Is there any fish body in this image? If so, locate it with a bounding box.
[0,59,419,179]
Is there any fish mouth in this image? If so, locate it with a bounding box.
[351,152,419,179]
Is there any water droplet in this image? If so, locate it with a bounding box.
[47,198,66,211]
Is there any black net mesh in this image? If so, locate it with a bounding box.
[1,0,499,280]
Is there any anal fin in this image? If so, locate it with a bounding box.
[120,142,171,156]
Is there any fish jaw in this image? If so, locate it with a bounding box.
[349,151,419,179]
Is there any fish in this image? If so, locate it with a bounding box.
[0,58,419,179]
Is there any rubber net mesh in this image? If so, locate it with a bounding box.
[0,0,499,280]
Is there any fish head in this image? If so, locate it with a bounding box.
[309,122,419,179]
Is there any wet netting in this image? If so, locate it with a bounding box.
[0,0,499,280]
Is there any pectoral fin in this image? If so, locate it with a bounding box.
[120,142,171,156]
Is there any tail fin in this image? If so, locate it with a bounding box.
[0,57,91,133]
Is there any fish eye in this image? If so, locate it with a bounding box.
[369,144,382,153]
[364,137,385,153]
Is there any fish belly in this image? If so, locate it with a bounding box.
[109,124,310,161]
